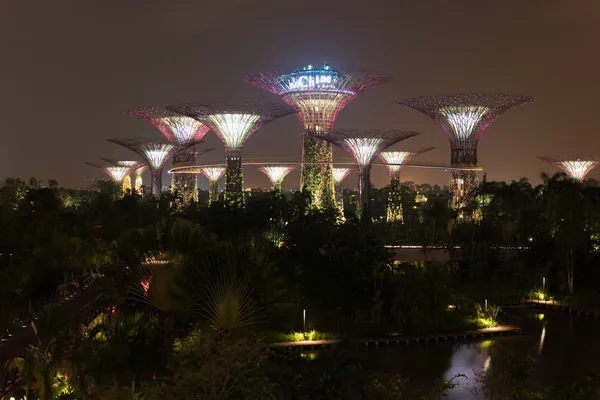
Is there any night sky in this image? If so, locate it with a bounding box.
[1,0,599,190]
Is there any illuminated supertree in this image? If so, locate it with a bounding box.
[256,164,298,191]
[538,157,599,182]
[380,148,434,223]
[167,102,293,207]
[397,93,533,221]
[199,166,226,204]
[134,165,148,194]
[86,160,143,192]
[313,129,419,223]
[123,107,210,204]
[107,139,191,198]
[332,167,352,215]
[244,64,392,208]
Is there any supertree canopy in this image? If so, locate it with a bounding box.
[123,107,211,204]
[244,64,392,208]
[397,93,532,220]
[538,157,600,182]
[200,166,226,204]
[107,138,190,198]
[256,164,298,191]
[86,160,142,192]
[332,167,352,215]
[380,148,434,223]
[313,129,418,224]
[167,102,293,207]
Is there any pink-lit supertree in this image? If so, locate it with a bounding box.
[167,102,293,207]
[398,93,533,221]
[244,64,392,208]
[313,129,419,224]
[332,167,352,215]
[256,164,298,191]
[123,107,210,204]
[537,157,599,182]
[86,160,144,192]
[107,139,193,198]
[379,148,434,223]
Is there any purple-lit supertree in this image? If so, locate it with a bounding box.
[379,148,434,223]
[123,107,210,204]
[86,160,144,192]
[107,139,192,198]
[313,130,419,224]
[244,64,392,208]
[256,164,298,191]
[332,167,352,215]
[538,157,600,182]
[398,93,533,221]
[167,102,293,207]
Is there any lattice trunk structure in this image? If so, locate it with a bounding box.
[87,160,144,194]
[397,93,532,222]
[167,102,293,208]
[380,148,434,223]
[107,139,190,198]
[244,65,391,208]
[332,167,352,215]
[123,107,210,205]
[256,164,298,191]
[135,165,148,194]
[313,129,418,224]
[537,157,599,182]
[199,166,226,204]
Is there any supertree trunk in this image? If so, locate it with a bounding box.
[356,164,372,224]
[386,174,403,223]
[225,150,244,207]
[335,185,344,215]
[122,175,132,193]
[450,170,479,222]
[151,168,162,198]
[300,135,335,209]
[172,147,198,204]
[208,180,219,204]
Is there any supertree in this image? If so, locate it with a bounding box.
[332,167,352,215]
[123,107,210,204]
[134,165,148,194]
[244,64,392,208]
[167,102,293,207]
[100,159,146,192]
[107,139,192,198]
[379,148,434,223]
[397,93,533,221]
[199,166,226,204]
[86,160,144,192]
[538,157,599,182]
[313,129,419,224]
[256,164,298,191]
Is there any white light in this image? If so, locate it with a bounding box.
[439,105,490,140]
[160,116,207,143]
[200,166,226,182]
[104,167,131,182]
[208,113,261,150]
[259,166,295,186]
[144,145,176,169]
[380,151,415,173]
[557,160,599,181]
[332,168,351,184]
[342,138,384,166]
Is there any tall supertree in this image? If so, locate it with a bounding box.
[256,164,298,191]
[332,167,352,215]
[379,148,434,223]
[123,107,210,204]
[313,129,419,224]
[167,102,293,207]
[107,139,191,198]
[244,64,392,208]
[398,93,533,221]
[86,160,144,192]
[134,165,148,194]
[200,166,226,204]
[538,157,599,182]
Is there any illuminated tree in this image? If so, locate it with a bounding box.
[134,165,148,194]
[332,167,352,215]
[538,157,599,182]
[107,139,191,198]
[167,102,293,207]
[256,164,298,191]
[244,64,391,208]
[123,107,210,204]
[86,160,144,192]
[398,93,532,221]
[313,129,419,224]
[379,148,434,223]
[170,165,226,204]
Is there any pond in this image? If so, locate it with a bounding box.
[349,307,600,398]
